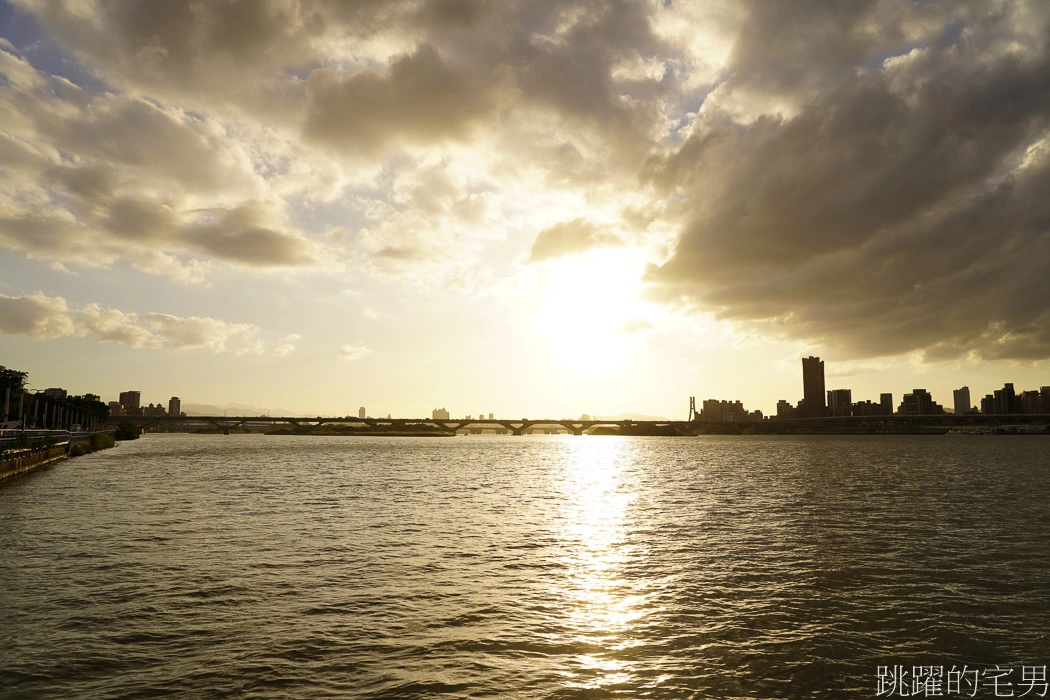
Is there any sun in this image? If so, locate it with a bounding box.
[524,251,650,373]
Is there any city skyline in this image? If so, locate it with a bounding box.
[2,1,1050,417]
[11,353,1046,423]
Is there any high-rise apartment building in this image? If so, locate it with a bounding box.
[880,393,894,415]
[359,406,366,419]
[801,356,826,418]
[900,389,944,415]
[432,407,449,420]
[827,389,853,417]
[993,383,1016,415]
[168,396,181,417]
[953,386,971,415]
[119,390,141,416]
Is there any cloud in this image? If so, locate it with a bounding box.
[0,293,76,338]
[0,293,282,353]
[645,0,1050,362]
[7,0,1050,366]
[303,44,518,156]
[273,343,296,357]
[615,318,653,335]
[527,218,623,262]
[338,344,373,361]
[0,46,317,278]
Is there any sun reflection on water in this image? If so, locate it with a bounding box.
[555,437,648,690]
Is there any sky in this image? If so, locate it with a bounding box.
[1,0,1049,418]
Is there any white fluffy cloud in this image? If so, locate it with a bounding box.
[0,293,277,354]
[338,344,372,361]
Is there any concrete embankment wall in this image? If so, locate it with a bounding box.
[0,445,68,482]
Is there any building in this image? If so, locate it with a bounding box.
[488,413,494,420]
[119,390,141,417]
[1020,390,1043,414]
[359,406,366,419]
[981,394,995,415]
[1042,387,1050,413]
[432,407,449,420]
[698,399,757,422]
[43,387,67,400]
[827,389,852,417]
[993,383,1017,415]
[953,387,971,415]
[776,400,797,419]
[880,393,894,415]
[801,356,827,418]
[143,403,166,417]
[852,400,880,417]
[899,389,945,416]
[108,400,121,417]
[168,397,181,417]
[83,393,100,403]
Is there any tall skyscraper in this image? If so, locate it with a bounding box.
[880,393,894,415]
[168,396,181,417]
[359,406,366,419]
[801,356,826,418]
[953,387,971,415]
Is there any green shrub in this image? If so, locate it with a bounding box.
[90,433,116,450]
[115,423,141,441]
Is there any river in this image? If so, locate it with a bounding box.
[2,434,1048,698]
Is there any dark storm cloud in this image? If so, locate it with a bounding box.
[528,218,622,262]
[302,44,515,155]
[647,0,1050,361]
[13,0,667,152]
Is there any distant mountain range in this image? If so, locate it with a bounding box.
[593,413,670,422]
[182,403,304,417]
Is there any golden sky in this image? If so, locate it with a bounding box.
[1,0,1049,417]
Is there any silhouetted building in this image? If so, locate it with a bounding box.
[359,406,366,419]
[993,383,1017,415]
[143,403,166,417]
[899,389,944,416]
[827,389,852,417]
[1020,390,1042,414]
[119,390,141,417]
[880,393,894,415]
[699,399,761,422]
[168,397,181,417]
[432,407,449,420]
[83,393,100,403]
[953,387,971,415]
[852,400,885,417]
[43,387,67,400]
[108,400,121,417]
[981,394,995,415]
[801,356,826,418]
[776,400,797,419]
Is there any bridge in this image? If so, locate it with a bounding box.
[104,415,692,435]
[104,413,1050,435]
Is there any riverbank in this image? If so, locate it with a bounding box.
[1,432,118,482]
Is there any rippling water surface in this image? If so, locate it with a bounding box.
[2,434,1049,698]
